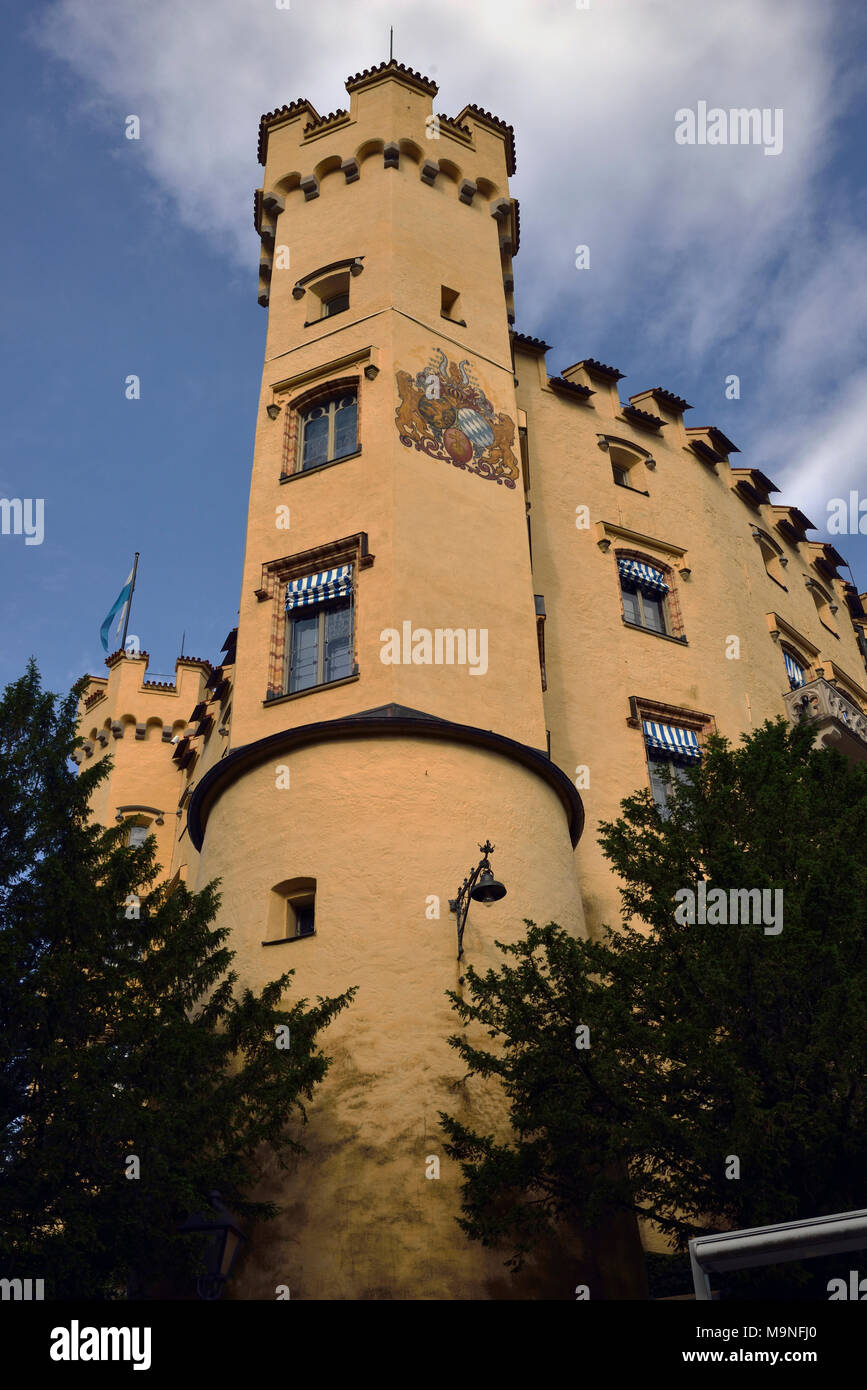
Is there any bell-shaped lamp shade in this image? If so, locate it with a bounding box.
[470,866,507,907]
[177,1192,246,1300]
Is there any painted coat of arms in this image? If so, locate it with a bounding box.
[394,349,520,488]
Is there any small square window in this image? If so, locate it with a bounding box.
[265,879,317,944]
[308,270,351,321]
[441,285,461,319]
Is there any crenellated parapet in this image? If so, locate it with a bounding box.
[253,61,518,313]
[512,329,867,696]
[75,652,213,760]
[74,638,235,888]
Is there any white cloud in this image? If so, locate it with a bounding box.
[764,367,867,542]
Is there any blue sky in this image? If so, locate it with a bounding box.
[1,0,865,697]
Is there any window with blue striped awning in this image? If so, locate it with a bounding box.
[285,564,353,612]
[642,720,701,760]
[618,558,669,594]
[783,650,806,689]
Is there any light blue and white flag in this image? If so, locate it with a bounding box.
[100,565,135,652]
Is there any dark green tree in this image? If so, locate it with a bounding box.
[440,719,867,1288]
[0,661,355,1299]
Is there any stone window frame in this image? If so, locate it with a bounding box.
[280,373,362,480]
[766,613,821,691]
[257,532,375,703]
[627,696,717,809]
[615,547,686,642]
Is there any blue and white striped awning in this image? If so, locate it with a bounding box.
[783,651,806,688]
[618,558,669,594]
[285,565,352,612]
[642,720,701,760]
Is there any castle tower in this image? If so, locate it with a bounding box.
[73,55,867,1302]
[178,62,640,1299]
[76,650,213,883]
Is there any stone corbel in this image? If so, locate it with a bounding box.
[594,521,615,554]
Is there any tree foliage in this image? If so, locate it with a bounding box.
[0,661,355,1298]
[440,719,867,1280]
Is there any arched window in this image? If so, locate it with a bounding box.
[298,391,358,471]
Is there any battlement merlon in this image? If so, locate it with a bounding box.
[76,651,213,736]
[256,60,516,205]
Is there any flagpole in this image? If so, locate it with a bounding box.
[120,552,139,652]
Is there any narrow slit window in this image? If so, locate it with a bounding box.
[291,899,316,938]
[441,285,461,319]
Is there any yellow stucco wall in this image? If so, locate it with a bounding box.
[194,737,634,1299]
[514,347,867,939]
[74,61,867,1295]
